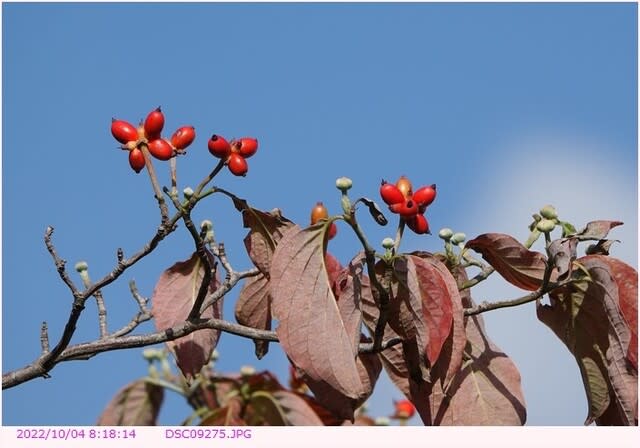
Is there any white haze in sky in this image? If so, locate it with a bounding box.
[466,134,637,425]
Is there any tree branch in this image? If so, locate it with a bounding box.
[463,277,572,316]
[2,316,401,389]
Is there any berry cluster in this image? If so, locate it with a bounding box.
[208,134,259,177]
[380,176,436,234]
[310,202,337,240]
[111,107,195,173]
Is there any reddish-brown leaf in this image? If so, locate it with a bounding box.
[241,207,295,276]
[548,237,578,280]
[598,257,638,371]
[537,256,637,425]
[466,233,555,291]
[235,274,271,359]
[575,221,624,241]
[97,379,164,426]
[407,254,455,367]
[271,390,326,425]
[431,310,527,425]
[152,251,221,380]
[357,263,433,423]
[200,396,245,426]
[270,224,364,399]
[299,349,382,421]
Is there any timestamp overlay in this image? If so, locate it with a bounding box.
[2,427,639,447]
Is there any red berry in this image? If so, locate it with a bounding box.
[380,180,405,206]
[208,134,232,159]
[413,184,437,208]
[388,199,419,217]
[111,119,138,144]
[237,137,259,158]
[171,126,196,150]
[328,222,338,240]
[228,152,248,176]
[147,139,174,160]
[128,148,145,173]
[396,176,413,199]
[310,202,329,224]
[406,213,430,234]
[143,107,164,140]
[393,399,416,419]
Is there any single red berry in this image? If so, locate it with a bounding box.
[237,137,259,158]
[388,199,419,217]
[111,119,139,144]
[227,152,248,176]
[380,180,405,206]
[328,222,338,240]
[393,399,416,419]
[128,147,145,173]
[310,202,329,224]
[396,176,413,199]
[413,184,437,208]
[147,139,174,160]
[143,107,165,140]
[406,213,430,234]
[171,126,196,150]
[208,134,232,159]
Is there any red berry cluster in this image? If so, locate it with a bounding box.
[111,107,195,173]
[208,134,259,177]
[310,202,337,240]
[380,176,436,234]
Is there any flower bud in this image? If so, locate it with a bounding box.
[382,237,395,249]
[539,205,558,220]
[450,232,466,245]
[74,261,89,273]
[438,228,454,241]
[335,176,353,192]
[536,218,556,233]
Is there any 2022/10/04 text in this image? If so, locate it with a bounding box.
[165,428,252,439]
[15,428,137,440]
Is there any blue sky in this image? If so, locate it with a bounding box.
[2,2,637,427]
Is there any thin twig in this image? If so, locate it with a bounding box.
[463,278,572,316]
[140,144,169,223]
[460,265,495,290]
[40,322,50,354]
[110,281,152,338]
[44,227,80,298]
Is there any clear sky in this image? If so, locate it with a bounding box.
[2,2,637,427]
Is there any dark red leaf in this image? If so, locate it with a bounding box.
[152,251,222,380]
[466,233,555,291]
[235,274,271,359]
[97,379,164,426]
